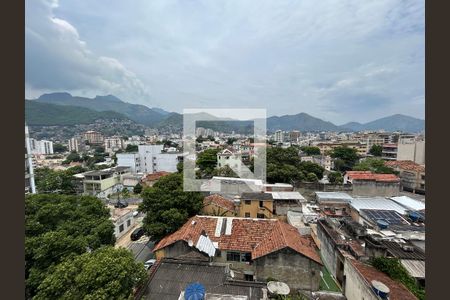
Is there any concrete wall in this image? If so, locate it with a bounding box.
[254,248,322,291]
[117,153,140,173]
[155,240,197,260]
[343,260,378,300]
[239,200,273,218]
[316,221,338,279]
[352,181,400,197]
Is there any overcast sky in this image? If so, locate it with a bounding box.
[25,0,424,124]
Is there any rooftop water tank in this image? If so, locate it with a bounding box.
[376,219,389,230]
[184,282,205,300]
[409,211,421,222]
[371,280,390,299]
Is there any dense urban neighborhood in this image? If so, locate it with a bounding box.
[25,113,425,299]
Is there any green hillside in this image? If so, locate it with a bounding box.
[25,100,131,126]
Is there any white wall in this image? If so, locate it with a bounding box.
[117,153,141,173]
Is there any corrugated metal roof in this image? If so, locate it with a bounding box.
[271,192,305,201]
[400,259,425,278]
[195,234,217,257]
[350,197,407,215]
[315,192,353,202]
[390,196,425,211]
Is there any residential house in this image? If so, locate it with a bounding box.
[344,171,400,197]
[239,192,274,218]
[202,194,237,217]
[109,206,137,239]
[81,166,130,198]
[153,216,323,291]
[140,171,171,187]
[385,160,425,194]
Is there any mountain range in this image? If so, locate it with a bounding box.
[26,93,425,133]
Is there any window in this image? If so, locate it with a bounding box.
[245,200,251,205]
[244,274,254,281]
[127,220,131,227]
[241,252,252,262]
[227,251,241,262]
[257,213,265,219]
[119,224,124,232]
[259,201,264,207]
[245,212,251,218]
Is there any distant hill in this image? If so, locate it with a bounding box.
[35,93,166,126]
[25,100,131,126]
[156,112,253,134]
[266,113,341,132]
[340,114,424,133]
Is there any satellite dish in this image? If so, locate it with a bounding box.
[267,281,290,296]
[188,240,194,247]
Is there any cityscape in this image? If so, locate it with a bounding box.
[25,1,425,300]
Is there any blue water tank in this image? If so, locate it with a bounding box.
[409,211,421,222]
[185,282,206,300]
[376,219,389,230]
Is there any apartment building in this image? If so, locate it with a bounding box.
[116,144,184,174]
[239,192,274,218]
[29,138,54,155]
[83,130,104,145]
[104,137,124,153]
[25,125,36,194]
[81,166,130,198]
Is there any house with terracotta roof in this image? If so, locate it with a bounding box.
[153,215,323,291]
[344,171,400,197]
[140,171,171,187]
[202,194,237,217]
[385,160,425,194]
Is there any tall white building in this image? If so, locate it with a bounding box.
[68,137,84,153]
[116,144,184,174]
[275,130,284,143]
[25,125,36,194]
[104,137,124,153]
[29,139,54,155]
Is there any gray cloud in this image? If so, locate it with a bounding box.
[26,0,424,123]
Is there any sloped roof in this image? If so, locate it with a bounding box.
[154,216,322,265]
[346,171,400,182]
[349,259,418,300]
[385,160,425,173]
[203,194,236,212]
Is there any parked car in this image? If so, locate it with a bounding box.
[144,259,156,270]
[130,227,145,241]
[114,200,128,208]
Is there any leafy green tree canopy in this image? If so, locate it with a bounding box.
[328,171,344,184]
[353,157,397,174]
[300,146,321,156]
[26,194,115,298]
[139,173,203,241]
[125,144,138,152]
[369,144,383,156]
[34,246,147,300]
[330,146,359,171]
[53,143,68,153]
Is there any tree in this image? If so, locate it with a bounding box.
[177,161,184,173]
[63,151,82,164]
[34,167,76,194]
[353,157,397,174]
[213,165,238,177]
[125,144,138,152]
[34,246,147,300]
[369,144,383,156]
[300,146,321,156]
[133,183,143,194]
[299,161,325,179]
[306,172,319,182]
[197,148,221,178]
[25,194,115,297]
[226,137,237,145]
[53,143,68,153]
[121,188,130,198]
[139,173,203,241]
[94,146,105,154]
[328,171,344,184]
[330,146,359,171]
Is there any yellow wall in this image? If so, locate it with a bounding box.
[239,200,273,218]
